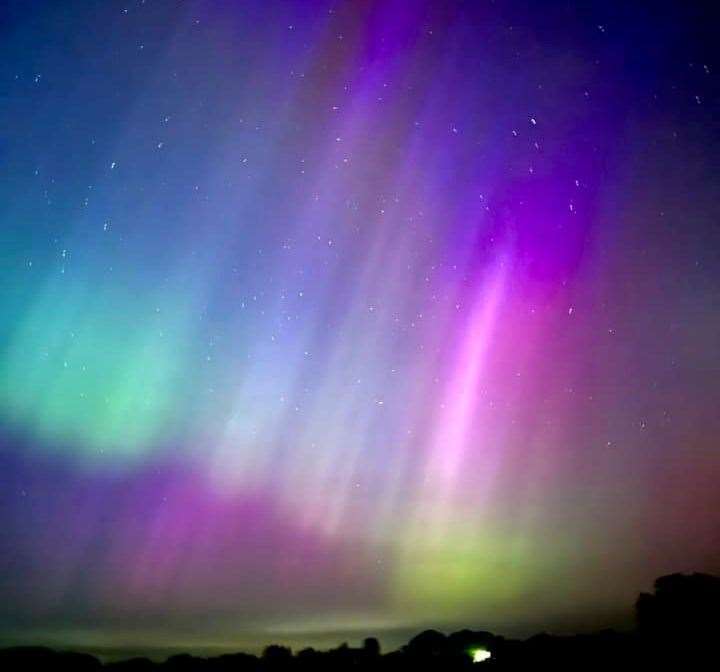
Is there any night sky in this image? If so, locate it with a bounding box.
[1,0,719,660]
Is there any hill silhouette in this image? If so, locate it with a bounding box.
[1,573,717,671]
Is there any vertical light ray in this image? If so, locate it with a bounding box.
[426,259,508,496]
[388,255,512,619]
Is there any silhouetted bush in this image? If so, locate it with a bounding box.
[363,637,381,658]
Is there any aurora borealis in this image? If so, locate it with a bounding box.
[1,0,719,660]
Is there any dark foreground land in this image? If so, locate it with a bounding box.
[2,573,718,671]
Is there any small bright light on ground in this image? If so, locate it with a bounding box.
[471,648,492,663]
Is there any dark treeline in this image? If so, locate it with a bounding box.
[2,573,718,671]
